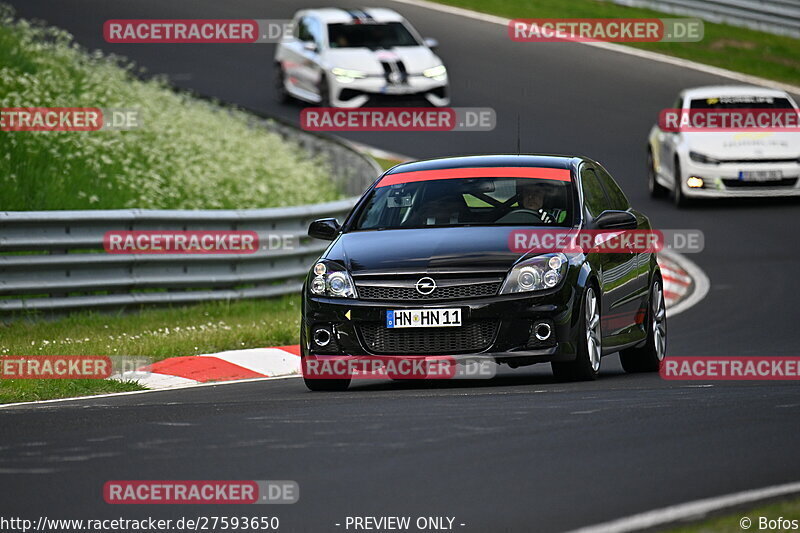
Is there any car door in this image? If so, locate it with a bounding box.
[658,94,684,182]
[288,16,323,95]
[594,164,649,312]
[579,164,641,351]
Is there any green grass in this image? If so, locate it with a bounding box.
[432,0,800,86]
[0,378,144,404]
[665,496,800,532]
[0,4,340,210]
[372,155,406,171]
[0,296,302,403]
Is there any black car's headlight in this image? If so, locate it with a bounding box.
[309,261,357,298]
[499,253,568,294]
[689,151,721,165]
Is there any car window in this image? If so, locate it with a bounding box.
[352,176,575,230]
[579,167,608,218]
[689,96,795,109]
[594,166,629,211]
[296,18,312,42]
[328,22,419,48]
[297,17,322,47]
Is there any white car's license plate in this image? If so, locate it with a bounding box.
[382,84,412,95]
[386,309,462,328]
[739,170,783,181]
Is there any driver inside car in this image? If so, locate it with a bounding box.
[517,181,565,224]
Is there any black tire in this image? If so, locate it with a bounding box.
[300,328,351,391]
[620,277,667,373]
[317,74,331,107]
[673,158,689,208]
[303,375,351,391]
[551,285,601,382]
[648,148,668,198]
[275,63,290,104]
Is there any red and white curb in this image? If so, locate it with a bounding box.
[114,253,705,390]
[115,346,301,389]
[659,254,692,309]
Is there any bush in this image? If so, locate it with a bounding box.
[0,4,340,210]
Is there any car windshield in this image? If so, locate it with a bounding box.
[689,96,796,109]
[328,22,419,48]
[351,176,575,230]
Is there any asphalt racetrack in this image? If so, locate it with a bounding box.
[2,1,799,531]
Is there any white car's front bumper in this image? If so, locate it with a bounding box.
[680,158,800,198]
[330,74,449,108]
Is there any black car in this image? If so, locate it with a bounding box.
[301,155,666,391]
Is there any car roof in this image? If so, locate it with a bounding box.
[384,154,583,175]
[681,85,791,100]
[300,7,406,24]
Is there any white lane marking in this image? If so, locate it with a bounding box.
[0,375,302,409]
[565,480,800,533]
[387,0,800,97]
[659,249,710,317]
[114,372,197,389]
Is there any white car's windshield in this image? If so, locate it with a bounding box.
[328,22,419,48]
[690,96,795,109]
[352,177,575,230]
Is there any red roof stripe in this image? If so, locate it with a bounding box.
[377,166,571,187]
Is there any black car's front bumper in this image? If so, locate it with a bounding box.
[302,284,583,366]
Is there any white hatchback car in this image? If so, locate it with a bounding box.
[274,8,449,108]
[647,85,800,206]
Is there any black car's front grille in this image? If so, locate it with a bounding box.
[356,281,501,301]
[358,321,498,355]
[722,177,798,188]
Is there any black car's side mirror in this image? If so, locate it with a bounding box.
[594,210,638,230]
[308,218,341,240]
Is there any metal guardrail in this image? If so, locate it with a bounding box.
[0,105,381,314]
[0,199,359,312]
[604,0,800,37]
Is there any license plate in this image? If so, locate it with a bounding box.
[381,84,412,95]
[386,309,462,328]
[739,170,783,181]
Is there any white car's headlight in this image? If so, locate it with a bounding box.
[499,253,568,294]
[309,262,357,298]
[689,151,720,165]
[331,67,367,83]
[422,65,447,80]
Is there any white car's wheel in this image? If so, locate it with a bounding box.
[648,148,668,198]
[317,75,331,107]
[275,63,290,104]
[673,158,689,208]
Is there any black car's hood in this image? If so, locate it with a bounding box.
[327,227,527,274]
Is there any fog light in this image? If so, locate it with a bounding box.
[312,327,332,347]
[534,322,552,341]
[527,319,556,348]
[687,176,704,188]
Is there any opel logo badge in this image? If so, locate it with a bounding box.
[415,277,436,295]
[388,71,402,84]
